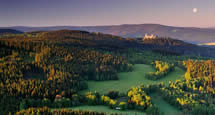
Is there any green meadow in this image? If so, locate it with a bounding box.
[81,64,185,94]
[66,64,185,115]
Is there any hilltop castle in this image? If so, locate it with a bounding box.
[143,33,157,39]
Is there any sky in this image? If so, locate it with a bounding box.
[0,0,215,27]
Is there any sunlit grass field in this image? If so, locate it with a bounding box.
[150,93,182,115]
[66,64,185,115]
[81,64,185,94]
[59,106,146,115]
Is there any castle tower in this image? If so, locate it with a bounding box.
[143,33,157,39]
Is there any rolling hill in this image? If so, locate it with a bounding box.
[0,29,23,34]
[2,29,215,58]
[1,24,215,44]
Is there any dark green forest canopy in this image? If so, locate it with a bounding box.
[0,29,215,115]
[0,29,23,34]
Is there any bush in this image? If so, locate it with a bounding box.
[109,99,117,109]
[119,102,127,110]
[107,90,119,99]
[101,95,110,105]
[146,61,174,80]
[127,86,152,111]
[85,92,101,105]
[42,98,51,107]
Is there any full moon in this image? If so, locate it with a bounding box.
[193,8,198,13]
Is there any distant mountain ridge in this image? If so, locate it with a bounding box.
[1,24,215,44]
[0,29,23,34]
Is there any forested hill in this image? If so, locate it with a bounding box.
[140,38,215,57]
[33,30,140,49]
[0,29,23,34]
[3,24,215,44]
[1,29,215,57]
[34,30,215,57]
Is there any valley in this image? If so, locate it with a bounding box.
[1,1,215,115]
[0,30,215,115]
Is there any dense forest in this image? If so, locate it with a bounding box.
[0,29,23,34]
[0,30,215,115]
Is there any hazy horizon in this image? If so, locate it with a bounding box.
[2,23,215,29]
[1,0,215,27]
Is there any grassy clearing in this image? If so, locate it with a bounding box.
[150,93,183,115]
[59,105,146,115]
[65,64,184,114]
[81,64,185,94]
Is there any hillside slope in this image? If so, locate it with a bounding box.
[2,24,215,43]
[0,29,23,34]
[2,29,215,57]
